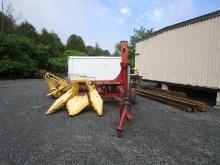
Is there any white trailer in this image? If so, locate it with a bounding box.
[68,56,121,81]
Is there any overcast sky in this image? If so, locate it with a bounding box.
[4,0,220,53]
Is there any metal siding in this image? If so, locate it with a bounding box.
[136,16,220,89]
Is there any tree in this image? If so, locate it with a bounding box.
[0,59,37,78]
[33,44,50,69]
[0,11,15,34]
[113,43,120,56]
[94,43,101,56]
[0,34,38,78]
[64,50,87,57]
[0,3,20,34]
[66,34,86,52]
[48,58,67,73]
[40,29,64,57]
[94,43,111,56]
[129,26,153,67]
[0,34,33,60]
[103,49,111,56]
[86,46,95,56]
[16,21,39,43]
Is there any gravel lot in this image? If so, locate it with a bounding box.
[0,79,220,165]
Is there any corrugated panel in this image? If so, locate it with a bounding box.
[135,16,220,89]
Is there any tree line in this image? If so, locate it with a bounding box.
[0,10,111,78]
[0,6,154,79]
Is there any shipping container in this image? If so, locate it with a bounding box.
[135,10,220,90]
[68,56,121,80]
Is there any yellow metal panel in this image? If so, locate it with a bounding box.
[45,89,74,115]
[87,82,103,116]
[66,94,89,116]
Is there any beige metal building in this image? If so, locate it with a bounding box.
[136,10,220,89]
[135,10,220,106]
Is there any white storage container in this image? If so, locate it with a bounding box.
[68,56,121,81]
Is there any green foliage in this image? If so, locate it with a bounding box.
[94,43,111,56]
[0,59,37,78]
[86,44,110,56]
[129,26,153,67]
[33,44,50,69]
[130,26,153,46]
[40,29,64,57]
[66,34,86,52]
[0,34,33,60]
[64,50,87,57]
[0,34,38,78]
[86,46,95,56]
[94,43,103,56]
[0,11,15,34]
[16,21,39,43]
[0,8,112,78]
[102,49,111,56]
[113,43,120,56]
[48,58,67,73]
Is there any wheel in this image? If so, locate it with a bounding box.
[129,87,136,105]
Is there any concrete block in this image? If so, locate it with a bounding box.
[161,84,168,90]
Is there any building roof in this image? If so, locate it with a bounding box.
[137,10,220,43]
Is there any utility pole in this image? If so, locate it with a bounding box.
[1,0,3,33]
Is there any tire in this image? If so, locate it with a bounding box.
[129,87,136,105]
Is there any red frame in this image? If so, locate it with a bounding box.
[90,41,131,136]
[92,41,129,100]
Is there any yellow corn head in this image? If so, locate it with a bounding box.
[67,93,89,116]
[45,73,103,117]
[44,72,69,98]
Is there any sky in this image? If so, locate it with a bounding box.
[4,0,220,53]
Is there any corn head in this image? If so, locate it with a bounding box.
[45,75,103,117]
[44,72,70,98]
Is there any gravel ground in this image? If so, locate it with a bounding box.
[0,79,220,165]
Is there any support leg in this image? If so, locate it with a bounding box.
[126,110,132,123]
[117,101,131,137]
[216,92,220,108]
